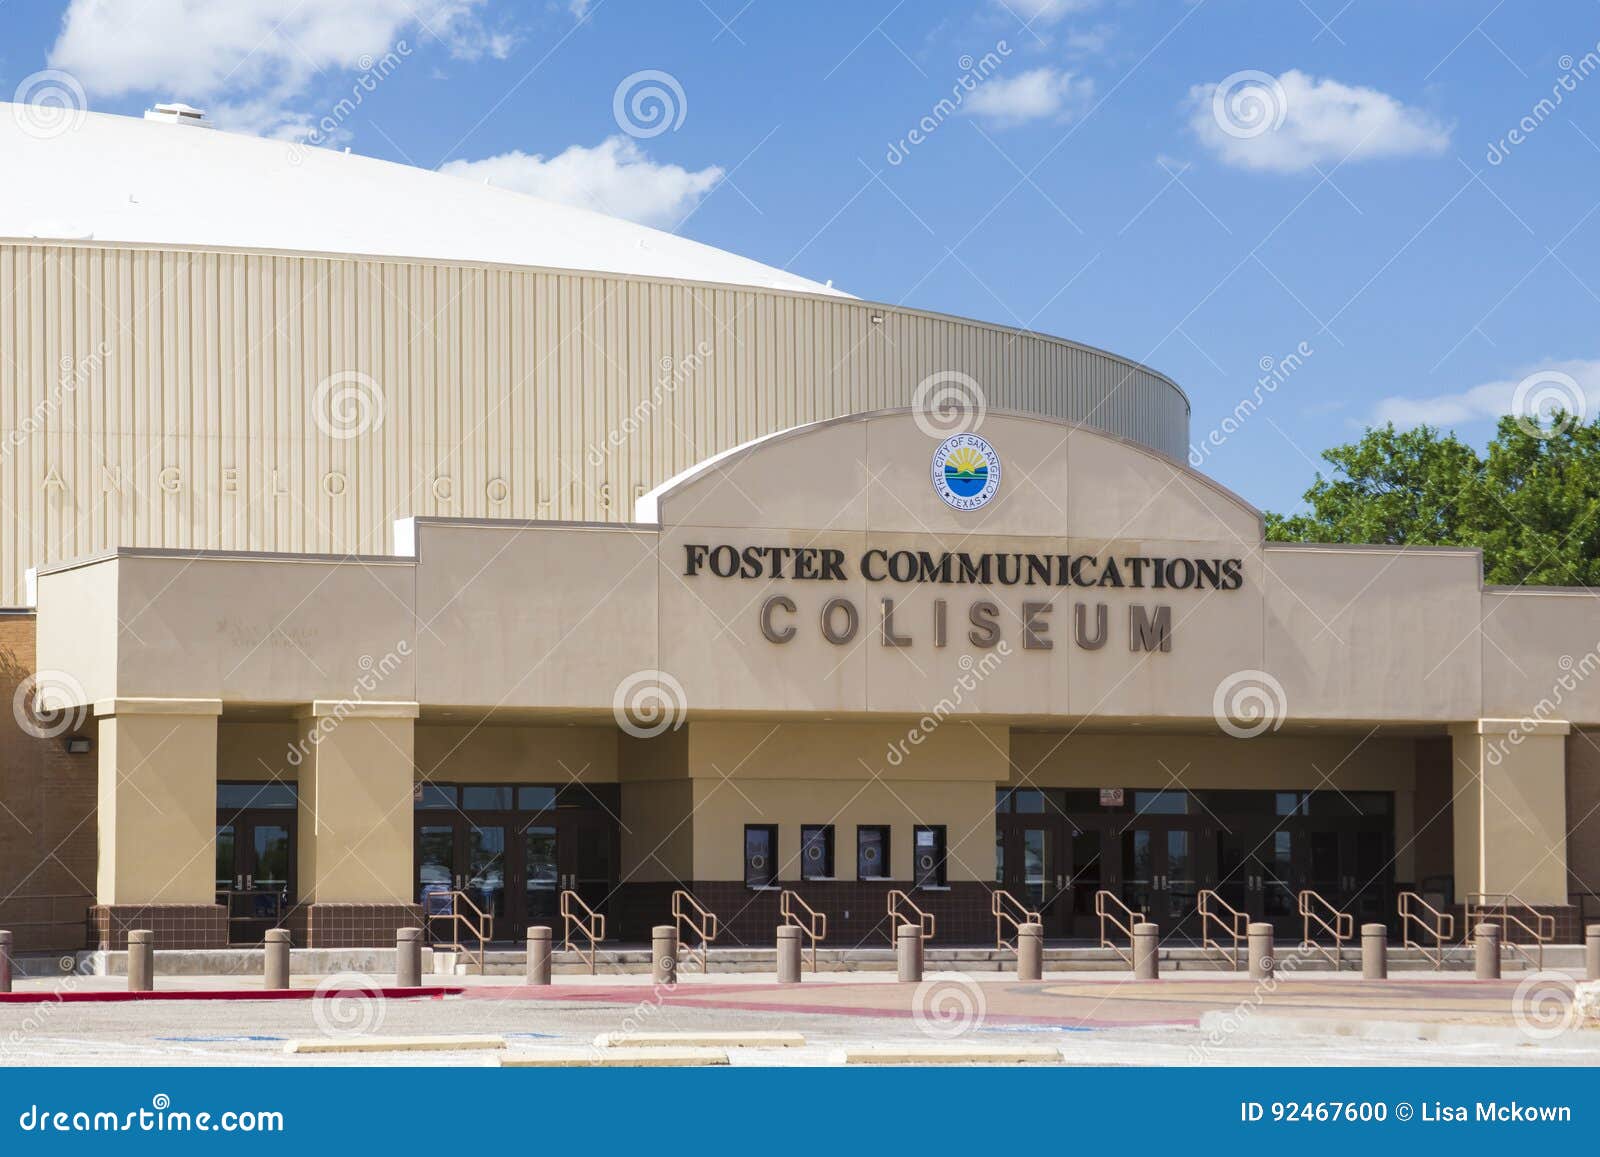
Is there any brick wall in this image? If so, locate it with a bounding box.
[0,613,97,952]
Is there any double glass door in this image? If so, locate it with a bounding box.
[998,788,1397,942]
[995,815,1107,938]
[215,811,295,945]
[416,809,614,940]
[1121,825,1205,932]
[1213,823,1393,935]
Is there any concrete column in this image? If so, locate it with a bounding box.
[94,700,222,906]
[0,930,12,993]
[896,924,923,983]
[1247,922,1274,980]
[1133,922,1159,980]
[1361,923,1387,980]
[264,928,290,989]
[1449,720,1570,905]
[652,925,679,985]
[294,701,420,906]
[396,927,422,987]
[1017,921,1043,981]
[776,925,802,983]
[1474,923,1501,980]
[1585,924,1600,982]
[526,926,552,985]
[127,929,153,992]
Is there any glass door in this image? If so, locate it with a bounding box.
[1121,828,1157,917]
[464,821,509,929]
[1066,825,1105,938]
[1296,827,1393,927]
[215,812,294,944]
[416,824,456,909]
[1121,824,1209,939]
[1260,829,1298,933]
[1162,829,1199,928]
[1347,829,1393,925]
[521,824,559,925]
[560,812,616,916]
[997,819,1070,935]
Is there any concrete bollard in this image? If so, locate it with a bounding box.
[126,929,154,992]
[776,925,802,983]
[1587,924,1599,982]
[896,923,923,983]
[1247,922,1274,980]
[264,928,290,989]
[526,926,553,985]
[1133,922,1160,980]
[1017,921,1043,981]
[1474,923,1501,980]
[1361,923,1387,980]
[652,925,679,986]
[0,930,12,993]
[396,926,422,988]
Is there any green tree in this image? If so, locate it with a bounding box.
[1265,416,1600,586]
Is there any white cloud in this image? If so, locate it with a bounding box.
[440,136,723,228]
[46,0,510,137]
[1372,359,1600,429]
[1063,25,1114,54]
[1188,69,1450,173]
[998,0,1099,25]
[964,67,1092,126]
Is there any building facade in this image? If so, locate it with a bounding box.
[19,409,1598,951]
[1,107,1594,954]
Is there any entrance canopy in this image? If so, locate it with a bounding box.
[35,408,1599,728]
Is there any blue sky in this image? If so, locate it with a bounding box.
[5,0,1600,513]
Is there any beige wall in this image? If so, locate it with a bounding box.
[0,239,1188,608]
[683,721,1005,882]
[295,704,416,904]
[416,724,619,783]
[1451,720,1569,905]
[1567,729,1600,906]
[1481,590,1600,720]
[1011,731,1416,789]
[96,700,220,904]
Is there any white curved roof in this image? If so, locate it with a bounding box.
[0,105,847,296]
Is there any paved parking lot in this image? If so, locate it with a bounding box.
[2,969,1597,1067]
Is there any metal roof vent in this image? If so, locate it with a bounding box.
[143,102,212,128]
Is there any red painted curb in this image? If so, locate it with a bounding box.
[0,985,463,1004]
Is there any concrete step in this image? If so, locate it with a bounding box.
[48,939,1573,979]
[435,943,1537,975]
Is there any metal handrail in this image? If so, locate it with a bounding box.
[1094,890,1144,967]
[990,890,1040,950]
[1464,892,1555,971]
[423,889,494,972]
[1397,890,1455,969]
[1196,889,1248,970]
[778,890,827,973]
[670,889,719,974]
[560,889,607,975]
[886,889,936,943]
[1297,889,1353,971]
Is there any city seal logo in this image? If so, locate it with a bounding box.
[932,433,1001,511]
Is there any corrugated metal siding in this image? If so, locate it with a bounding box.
[0,241,1189,606]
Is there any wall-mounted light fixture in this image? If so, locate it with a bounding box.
[65,736,92,755]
